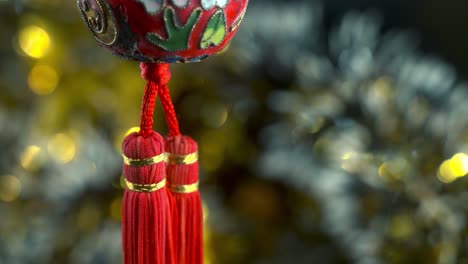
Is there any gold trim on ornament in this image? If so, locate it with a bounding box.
[230,1,248,32]
[167,152,198,165]
[125,178,166,193]
[122,153,168,167]
[77,0,118,45]
[168,181,199,193]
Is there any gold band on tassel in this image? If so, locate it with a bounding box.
[167,152,198,165]
[122,153,167,167]
[125,178,166,193]
[168,181,199,194]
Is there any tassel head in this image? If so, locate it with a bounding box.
[122,131,166,185]
[166,135,199,187]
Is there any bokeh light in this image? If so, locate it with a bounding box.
[388,214,415,240]
[0,175,22,202]
[18,25,51,59]
[110,197,122,221]
[449,153,468,177]
[438,153,468,183]
[27,64,59,95]
[47,133,77,164]
[201,103,229,128]
[20,145,45,171]
[125,126,140,136]
[378,158,409,182]
[77,203,101,232]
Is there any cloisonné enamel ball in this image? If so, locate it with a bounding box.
[77,0,248,63]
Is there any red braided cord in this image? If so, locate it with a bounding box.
[140,62,180,137]
[139,81,158,138]
[158,84,180,136]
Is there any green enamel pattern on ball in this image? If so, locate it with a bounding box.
[200,10,227,49]
[146,7,202,52]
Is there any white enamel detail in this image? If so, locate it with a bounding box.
[135,0,163,14]
[217,0,228,8]
[172,0,189,8]
[201,0,228,10]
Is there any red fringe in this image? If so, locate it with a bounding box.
[122,131,176,264]
[166,135,203,264]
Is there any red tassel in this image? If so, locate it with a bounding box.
[156,81,203,264]
[166,135,203,264]
[122,131,173,264]
[122,63,175,264]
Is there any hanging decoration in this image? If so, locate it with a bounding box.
[77,0,248,263]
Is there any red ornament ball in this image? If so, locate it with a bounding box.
[78,0,249,63]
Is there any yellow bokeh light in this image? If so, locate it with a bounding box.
[110,197,122,220]
[0,175,22,202]
[218,42,231,55]
[199,130,225,172]
[125,126,140,136]
[18,25,51,58]
[378,158,408,182]
[203,203,214,264]
[28,64,59,95]
[438,153,468,183]
[20,145,44,171]
[341,152,372,173]
[341,152,355,160]
[47,133,77,163]
[388,214,415,240]
[371,77,394,100]
[202,103,229,128]
[77,204,101,231]
[449,153,468,177]
[438,160,458,183]
[378,163,390,179]
[202,202,209,223]
[120,175,126,189]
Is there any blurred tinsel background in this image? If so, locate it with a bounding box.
[1,0,468,263]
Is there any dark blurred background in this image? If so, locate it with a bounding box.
[0,0,467,263]
[324,0,468,79]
